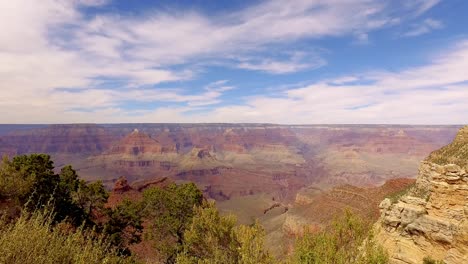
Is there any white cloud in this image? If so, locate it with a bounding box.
[236,52,326,74]
[404,0,442,16]
[403,18,444,37]
[0,0,447,123]
[204,40,468,124]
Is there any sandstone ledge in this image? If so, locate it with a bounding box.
[376,162,468,264]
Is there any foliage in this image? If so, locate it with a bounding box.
[0,156,35,201]
[8,154,56,207]
[0,154,113,224]
[143,182,203,263]
[291,210,388,264]
[176,201,272,264]
[235,221,272,264]
[0,210,137,264]
[103,199,144,255]
[422,256,444,264]
[74,178,109,216]
[0,154,142,255]
[0,154,82,223]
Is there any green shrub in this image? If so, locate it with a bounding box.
[0,211,137,264]
[176,201,272,264]
[291,210,388,264]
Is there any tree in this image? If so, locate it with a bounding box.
[103,199,144,255]
[176,201,272,264]
[142,183,203,263]
[10,154,57,208]
[74,179,109,217]
[1,154,143,258]
[0,156,35,202]
[3,154,81,223]
[0,154,107,225]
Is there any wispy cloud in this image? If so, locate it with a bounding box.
[0,0,447,123]
[236,52,326,74]
[403,18,444,37]
[204,40,468,124]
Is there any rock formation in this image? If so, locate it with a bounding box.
[113,176,132,193]
[376,126,468,264]
[109,129,164,155]
[107,176,172,207]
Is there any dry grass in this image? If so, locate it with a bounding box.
[0,211,137,264]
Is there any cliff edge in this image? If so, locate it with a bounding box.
[376,126,468,264]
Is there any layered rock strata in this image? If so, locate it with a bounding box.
[376,126,468,264]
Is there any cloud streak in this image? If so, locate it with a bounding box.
[0,0,454,124]
[403,18,444,37]
[206,40,468,124]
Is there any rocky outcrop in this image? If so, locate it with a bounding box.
[107,176,172,208]
[109,129,164,155]
[113,176,132,193]
[376,126,468,264]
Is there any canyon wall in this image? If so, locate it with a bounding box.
[0,124,460,202]
[376,126,468,264]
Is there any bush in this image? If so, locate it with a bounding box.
[0,211,137,264]
[291,210,388,264]
[176,201,272,264]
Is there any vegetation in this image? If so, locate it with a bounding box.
[422,256,444,264]
[103,199,144,255]
[427,126,468,166]
[143,182,204,263]
[176,201,272,264]
[0,211,136,264]
[290,210,388,264]
[0,154,142,255]
[1,154,391,263]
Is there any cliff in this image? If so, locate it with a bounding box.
[376,126,468,264]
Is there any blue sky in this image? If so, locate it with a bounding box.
[0,0,467,124]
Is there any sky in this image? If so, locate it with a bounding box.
[0,0,467,124]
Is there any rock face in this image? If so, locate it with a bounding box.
[113,176,132,193]
[376,126,468,264]
[0,124,116,155]
[109,129,164,155]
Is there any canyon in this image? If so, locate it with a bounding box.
[1,123,465,260]
[0,124,459,203]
